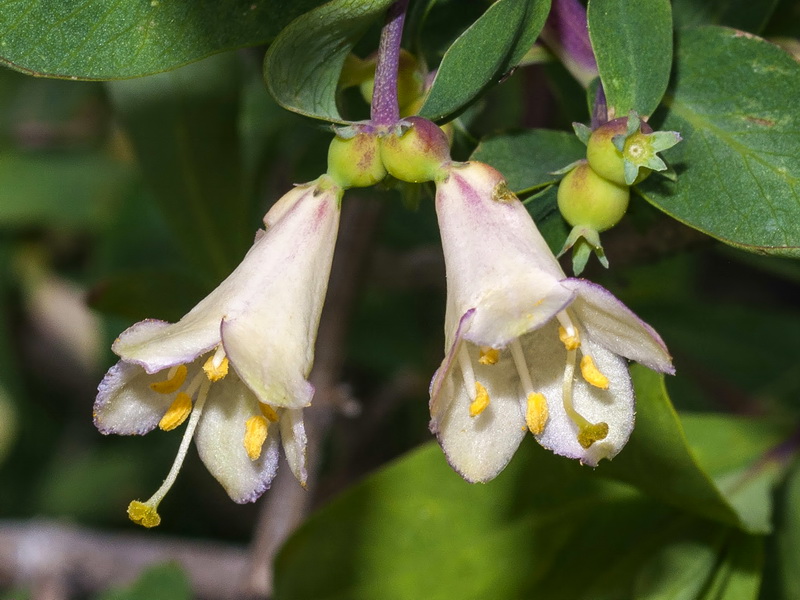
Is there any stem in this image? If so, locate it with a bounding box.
[370,0,410,126]
[540,0,598,88]
[591,83,608,128]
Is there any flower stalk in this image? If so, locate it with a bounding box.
[371,0,410,126]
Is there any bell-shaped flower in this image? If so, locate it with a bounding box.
[93,176,342,526]
[430,161,674,483]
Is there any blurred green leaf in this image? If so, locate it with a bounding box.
[685,413,792,537]
[276,437,743,600]
[0,153,131,228]
[773,459,800,599]
[264,0,394,123]
[638,26,800,257]
[471,129,585,195]
[601,366,744,529]
[587,0,673,118]
[420,0,551,122]
[698,531,762,599]
[0,0,326,80]
[672,0,780,32]
[107,52,251,281]
[96,563,190,600]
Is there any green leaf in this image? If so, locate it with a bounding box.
[419,0,552,122]
[264,0,394,123]
[276,438,740,600]
[587,0,673,118]
[0,0,326,80]
[698,531,763,600]
[773,460,800,599]
[96,563,190,600]
[638,26,800,257]
[672,0,780,33]
[602,366,792,534]
[600,366,744,529]
[470,129,585,195]
[683,413,793,535]
[107,52,251,280]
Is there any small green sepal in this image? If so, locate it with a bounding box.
[573,122,592,145]
[558,226,609,275]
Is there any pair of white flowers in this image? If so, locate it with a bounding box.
[94,162,672,526]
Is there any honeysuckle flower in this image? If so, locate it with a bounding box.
[94,176,342,526]
[429,161,674,483]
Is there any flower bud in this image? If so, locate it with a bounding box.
[380,117,451,183]
[327,132,386,189]
[557,161,630,232]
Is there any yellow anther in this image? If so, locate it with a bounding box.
[244,415,269,460]
[478,347,500,365]
[469,382,491,417]
[525,393,548,435]
[259,403,279,423]
[580,355,609,389]
[577,422,609,449]
[558,327,581,351]
[203,355,229,382]
[158,392,193,431]
[127,500,161,528]
[149,364,188,394]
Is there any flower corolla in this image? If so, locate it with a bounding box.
[93,177,342,525]
[430,162,673,482]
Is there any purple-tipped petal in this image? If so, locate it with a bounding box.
[93,361,175,435]
[113,318,219,374]
[562,279,674,374]
[279,408,308,486]
[194,374,280,504]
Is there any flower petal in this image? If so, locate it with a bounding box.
[562,279,674,374]
[435,161,574,348]
[279,408,308,486]
[194,374,280,503]
[523,325,635,466]
[93,361,176,435]
[222,185,340,409]
[430,341,526,483]
[113,318,219,374]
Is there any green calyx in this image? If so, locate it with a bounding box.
[327,131,387,189]
[379,117,452,183]
[585,112,681,186]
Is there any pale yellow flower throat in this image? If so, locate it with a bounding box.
[459,311,609,448]
[127,346,278,528]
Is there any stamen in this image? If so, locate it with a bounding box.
[580,355,609,389]
[557,312,581,351]
[469,382,490,416]
[457,345,478,401]
[478,347,500,365]
[127,379,211,528]
[509,340,536,396]
[158,392,193,431]
[203,345,229,382]
[525,393,548,435]
[244,415,269,460]
[149,364,188,394]
[561,348,608,449]
[259,403,279,423]
[558,326,581,351]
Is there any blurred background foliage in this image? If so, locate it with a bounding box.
[0,0,799,598]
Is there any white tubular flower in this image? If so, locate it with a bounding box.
[93,176,341,526]
[430,162,674,483]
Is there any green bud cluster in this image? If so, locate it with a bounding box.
[326,117,452,189]
[556,112,681,274]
